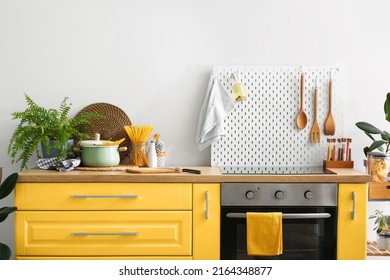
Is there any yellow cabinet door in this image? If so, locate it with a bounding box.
[192,184,220,260]
[15,211,192,257]
[15,183,192,210]
[337,183,368,260]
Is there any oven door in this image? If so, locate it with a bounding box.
[221,206,337,260]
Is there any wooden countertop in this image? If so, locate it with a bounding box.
[17,166,370,183]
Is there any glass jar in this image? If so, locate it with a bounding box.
[367,152,390,182]
[129,142,148,167]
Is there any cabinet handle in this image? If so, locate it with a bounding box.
[226,212,331,219]
[71,232,139,236]
[71,195,139,199]
[351,191,356,220]
[205,191,209,220]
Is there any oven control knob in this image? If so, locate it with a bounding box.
[245,191,255,199]
[275,190,284,199]
[304,190,314,199]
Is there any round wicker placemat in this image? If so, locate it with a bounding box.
[75,103,132,163]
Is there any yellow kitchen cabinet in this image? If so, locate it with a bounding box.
[14,182,221,260]
[15,211,191,256]
[15,182,192,210]
[337,183,368,260]
[192,184,220,260]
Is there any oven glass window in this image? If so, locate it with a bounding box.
[221,207,337,260]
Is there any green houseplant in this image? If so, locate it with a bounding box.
[8,93,102,171]
[355,92,390,156]
[369,209,390,250]
[369,209,390,234]
[0,172,18,260]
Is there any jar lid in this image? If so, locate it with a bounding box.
[368,151,390,158]
[379,230,390,236]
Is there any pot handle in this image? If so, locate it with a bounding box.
[118,147,128,152]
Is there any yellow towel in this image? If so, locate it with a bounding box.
[246,212,283,256]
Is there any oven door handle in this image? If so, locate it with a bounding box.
[226,213,331,219]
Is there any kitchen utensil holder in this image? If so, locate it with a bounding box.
[323,160,354,168]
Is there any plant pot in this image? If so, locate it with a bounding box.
[41,139,75,158]
[377,232,390,250]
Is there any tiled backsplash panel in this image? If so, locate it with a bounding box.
[211,66,344,167]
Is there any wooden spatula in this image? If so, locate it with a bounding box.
[324,75,336,135]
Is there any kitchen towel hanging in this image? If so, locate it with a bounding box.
[246,212,283,256]
[196,74,235,151]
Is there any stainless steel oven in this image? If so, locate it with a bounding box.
[220,182,338,260]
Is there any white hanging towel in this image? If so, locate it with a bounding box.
[196,75,235,151]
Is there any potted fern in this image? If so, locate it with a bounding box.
[0,172,18,260]
[8,93,102,171]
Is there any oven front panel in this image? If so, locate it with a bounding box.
[221,206,337,260]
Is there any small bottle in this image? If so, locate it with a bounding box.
[331,138,337,161]
[346,138,352,161]
[147,141,157,168]
[341,138,347,161]
[337,138,342,161]
[231,72,247,101]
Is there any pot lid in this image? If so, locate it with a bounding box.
[79,140,104,147]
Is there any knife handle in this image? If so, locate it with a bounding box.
[182,168,201,174]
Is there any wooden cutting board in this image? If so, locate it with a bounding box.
[126,167,180,174]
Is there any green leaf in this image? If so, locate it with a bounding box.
[365,132,376,141]
[0,207,17,223]
[385,92,390,122]
[0,243,11,260]
[355,122,383,134]
[382,130,390,141]
[0,173,18,200]
[369,140,387,151]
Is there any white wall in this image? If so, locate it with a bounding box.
[1,0,390,257]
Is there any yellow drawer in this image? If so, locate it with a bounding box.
[15,183,192,210]
[369,182,390,200]
[17,256,193,260]
[15,211,192,256]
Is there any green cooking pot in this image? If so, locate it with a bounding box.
[79,140,127,167]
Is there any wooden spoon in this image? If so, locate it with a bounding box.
[324,78,336,135]
[296,73,307,129]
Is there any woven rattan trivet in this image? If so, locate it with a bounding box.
[75,165,137,171]
[75,103,132,163]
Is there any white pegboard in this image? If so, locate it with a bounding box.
[211,66,344,167]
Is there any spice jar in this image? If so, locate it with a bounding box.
[367,152,390,182]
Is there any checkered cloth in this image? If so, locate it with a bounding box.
[36,157,81,172]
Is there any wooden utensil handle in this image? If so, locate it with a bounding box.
[314,87,318,120]
[329,79,333,112]
[300,73,304,109]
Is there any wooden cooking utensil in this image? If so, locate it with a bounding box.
[296,73,307,129]
[324,76,336,135]
[310,81,321,143]
[126,167,179,174]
